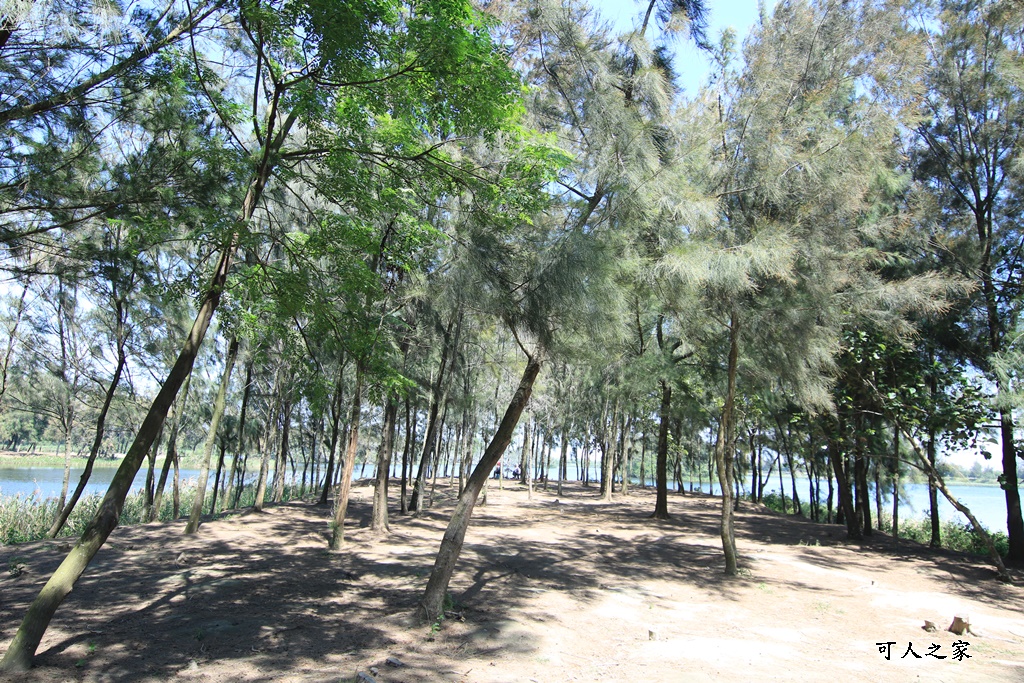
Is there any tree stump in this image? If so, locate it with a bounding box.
[948,615,972,636]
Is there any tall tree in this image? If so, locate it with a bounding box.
[0,0,522,670]
[913,0,1024,562]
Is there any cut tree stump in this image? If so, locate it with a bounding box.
[948,615,972,636]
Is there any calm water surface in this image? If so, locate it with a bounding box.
[1,464,1014,535]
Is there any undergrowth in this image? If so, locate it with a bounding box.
[760,491,1009,559]
[0,481,311,545]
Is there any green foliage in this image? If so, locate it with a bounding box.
[759,491,1010,558]
[893,517,1010,559]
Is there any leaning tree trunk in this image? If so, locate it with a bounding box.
[410,347,451,512]
[318,366,345,505]
[0,233,240,672]
[222,360,252,512]
[897,424,1010,581]
[419,353,542,623]
[185,336,239,534]
[48,348,127,538]
[371,398,397,534]
[0,106,293,676]
[329,366,363,549]
[152,374,191,522]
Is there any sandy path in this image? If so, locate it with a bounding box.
[1,481,1022,682]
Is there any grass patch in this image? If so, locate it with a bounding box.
[0,480,313,545]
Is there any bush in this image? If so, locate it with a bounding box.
[889,515,1009,559]
[758,491,1009,560]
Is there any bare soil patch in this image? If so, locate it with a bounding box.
[2,481,1023,682]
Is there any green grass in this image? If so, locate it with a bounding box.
[0,480,312,545]
[0,451,211,471]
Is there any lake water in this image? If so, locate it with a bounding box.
[0,465,204,500]
[514,465,1014,535]
[1,464,1014,535]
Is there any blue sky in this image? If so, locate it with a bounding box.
[589,0,772,95]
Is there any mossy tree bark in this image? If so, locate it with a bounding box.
[419,353,542,623]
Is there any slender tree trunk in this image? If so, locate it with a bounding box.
[223,360,252,512]
[252,407,276,512]
[400,398,414,514]
[411,333,453,511]
[48,348,127,537]
[56,412,75,518]
[371,398,397,534]
[186,336,239,534]
[419,354,542,623]
[557,419,569,498]
[521,416,532,485]
[927,423,940,547]
[211,440,227,514]
[854,429,872,537]
[998,407,1024,563]
[427,402,450,508]
[143,432,158,520]
[873,466,882,533]
[891,428,900,545]
[272,391,293,503]
[318,366,345,505]
[714,311,740,575]
[652,379,672,519]
[601,403,617,502]
[152,375,190,522]
[172,449,181,518]
[330,366,363,549]
[0,227,243,671]
[639,432,646,489]
[827,431,860,540]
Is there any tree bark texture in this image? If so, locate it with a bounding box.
[330,366,363,549]
[419,354,542,623]
[371,398,397,534]
[0,229,240,671]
